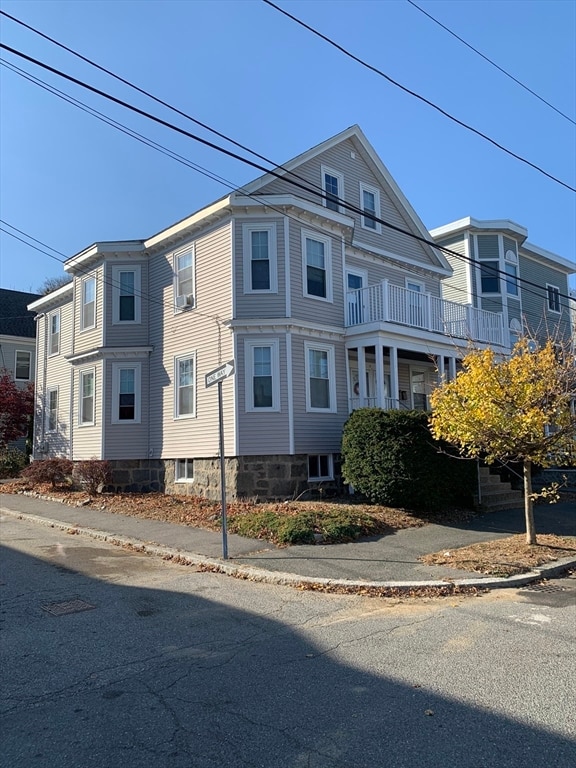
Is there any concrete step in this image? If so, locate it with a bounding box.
[481,500,524,512]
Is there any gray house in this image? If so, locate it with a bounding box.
[430,218,575,349]
[29,126,507,499]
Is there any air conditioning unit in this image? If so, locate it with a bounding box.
[175,294,194,309]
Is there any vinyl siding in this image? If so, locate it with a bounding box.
[476,235,500,260]
[234,216,287,318]
[435,235,469,305]
[518,253,572,341]
[104,260,150,346]
[345,253,441,297]
[73,265,104,353]
[103,357,150,459]
[0,337,36,383]
[149,220,236,458]
[71,360,103,460]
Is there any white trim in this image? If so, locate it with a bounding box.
[242,222,278,294]
[244,338,280,412]
[65,346,152,364]
[233,194,355,230]
[14,349,32,381]
[28,282,73,312]
[173,244,195,312]
[301,229,333,303]
[112,264,142,324]
[79,367,96,426]
[321,165,344,213]
[405,277,425,293]
[359,182,381,233]
[349,240,452,277]
[231,219,237,322]
[286,331,294,454]
[145,197,231,250]
[80,275,97,331]
[174,352,196,419]
[284,216,291,318]
[304,341,336,413]
[430,217,528,242]
[111,361,142,424]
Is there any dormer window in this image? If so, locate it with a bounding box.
[321,166,343,212]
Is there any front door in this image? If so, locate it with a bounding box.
[410,370,430,410]
[346,271,366,325]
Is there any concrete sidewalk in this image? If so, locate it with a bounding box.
[1,492,574,591]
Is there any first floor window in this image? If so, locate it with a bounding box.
[308,454,333,480]
[49,311,60,355]
[175,458,194,482]
[15,350,31,380]
[253,346,272,407]
[245,339,280,411]
[82,276,96,329]
[547,284,560,313]
[47,388,58,432]
[306,343,335,412]
[480,261,499,293]
[80,370,95,425]
[111,363,141,423]
[175,355,195,417]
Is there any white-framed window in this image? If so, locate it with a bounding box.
[305,342,336,412]
[174,245,195,310]
[321,165,343,213]
[49,310,60,356]
[15,350,31,380]
[46,387,58,432]
[174,353,196,418]
[308,454,333,481]
[302,230,332,302]
[81,276,96,330]
[359,183,381,232]
[79,368,95,426]
[245,338,280,412]
[480,261,500,294]
[505,263,519,296]
[242,223,277,293]
[547,284,560,313]
[175,458,194,482]
[111,362,141,423]
[112,265,141,324]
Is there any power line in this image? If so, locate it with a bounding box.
[1,45,574,310]
[261,0,576,193]
[406,0,575,126]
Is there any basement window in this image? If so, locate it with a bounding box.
[175,458,194,482]
[308,454,333,481]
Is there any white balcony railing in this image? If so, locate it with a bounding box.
[346,280,504,346]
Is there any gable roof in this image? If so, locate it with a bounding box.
[0,288,42,337]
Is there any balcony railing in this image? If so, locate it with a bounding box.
[346,281,504,346]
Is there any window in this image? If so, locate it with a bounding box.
[245,339,280,411]
[81,276,96,330]
[174,246,194,308]
[360,183,380,231]
[175,458,194,482]
[547,284,560,313]
[80,369,95,425]
[242,223,277,293]
[15,350,31,380]
[49,311,60,355]
[305,343,336,412]
[321,166,343,212]
[505,263,518,296]
[46,388,58,432]
[175,354,195,418]
[111,363,141,423]
[308,454,333,481]
[112,266,141,323]
[302,231,332,301]
[480,261,500,293]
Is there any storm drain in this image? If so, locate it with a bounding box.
[519,583,566,594]
[41,598,96,616]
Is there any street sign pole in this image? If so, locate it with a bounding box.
[218,379,228,560]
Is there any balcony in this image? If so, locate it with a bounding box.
[346,281,505,346]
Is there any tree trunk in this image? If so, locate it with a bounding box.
[523,460,537,545]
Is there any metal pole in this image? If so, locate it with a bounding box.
[218,380,228,559]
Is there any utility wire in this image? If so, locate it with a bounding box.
[406,0,575,126]
[261,0,575,192]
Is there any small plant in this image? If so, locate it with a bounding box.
[0,447,28,479]
[74,459,113,495]
[21,458,74,488]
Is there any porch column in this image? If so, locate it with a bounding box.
[448,356,457,381]
[437,354,445,384]
[374,339,385,408]
[389,346,399,408]
[357,345,367,404]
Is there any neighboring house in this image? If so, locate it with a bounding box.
[0,288,41,451]
[29,126,507,499]
[430,218,575,349]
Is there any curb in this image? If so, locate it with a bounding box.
[2,507,575,595]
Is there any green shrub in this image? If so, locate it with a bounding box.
[74,459,112,495]
[341,408,476,512]
[21,458,74,488]
[0,447,28,478]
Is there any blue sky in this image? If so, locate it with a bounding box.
[1,0,574,293]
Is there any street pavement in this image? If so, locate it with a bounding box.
[1,491,574,588]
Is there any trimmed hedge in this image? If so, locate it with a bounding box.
[341,408,476,512]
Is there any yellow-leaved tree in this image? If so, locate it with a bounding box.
[430,338,576,544]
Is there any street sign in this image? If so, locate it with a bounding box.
[205,360,235,388]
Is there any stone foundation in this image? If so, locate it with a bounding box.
[103,455,344,500]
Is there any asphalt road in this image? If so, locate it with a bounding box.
[1,515,575,768]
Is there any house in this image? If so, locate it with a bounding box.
[429,218,575,349]
[28,126,507,499]
[0,288,41,451]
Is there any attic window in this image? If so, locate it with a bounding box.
[321,166,343,213]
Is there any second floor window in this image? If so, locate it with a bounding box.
[547,284,560,313]
[49,311,60,355]
[80,369,95,425]
[175,354,195,418]
[243,224,277,293]
[112,266,141,324]
[15,350,31,380]
[174,247,194,309]
[82,277,96,330]
[303,232,332,301]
